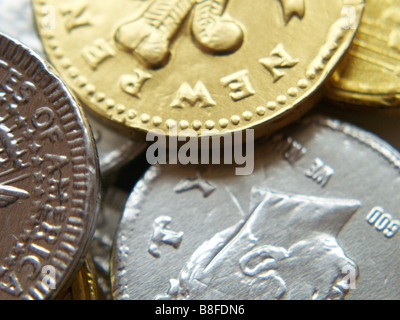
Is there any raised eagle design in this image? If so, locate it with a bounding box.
[0,184,29,208]
[0,123,29,208]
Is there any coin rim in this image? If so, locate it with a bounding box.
[111,115,400,299]
[0,32,100,300]
[32,0,365,138]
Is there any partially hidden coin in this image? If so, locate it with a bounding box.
[33,0,364,138]
[56,256,100,300]
[112,114,400,300]
[89,119,145,175]
[0,0,146,175]
[89,186,130,299]
[0,33,100,299]
[327,0,400,108]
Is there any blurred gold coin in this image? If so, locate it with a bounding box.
[33,0,363,137]
[327,0,400,108]
[56,258,100,300]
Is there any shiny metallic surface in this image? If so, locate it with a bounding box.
[315,103,400,152]
[90,186,130,299]
[327,0,400,108]
[112,115,400,300]
[32,0,364,138]
[56,256,100,300]
[0,0,146,175]
[0,33,100,299]
[88,118,145,175]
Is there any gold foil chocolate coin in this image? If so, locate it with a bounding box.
[33,0,364,137]
[327,0,400,108]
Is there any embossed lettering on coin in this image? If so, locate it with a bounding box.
[0,0,146,175]
[0,34,99,300]
[33,0,364,137]
[112,116,400,300]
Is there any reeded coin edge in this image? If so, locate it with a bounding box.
[0,33,100,300]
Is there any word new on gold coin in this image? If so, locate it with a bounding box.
[33,0,364,138]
